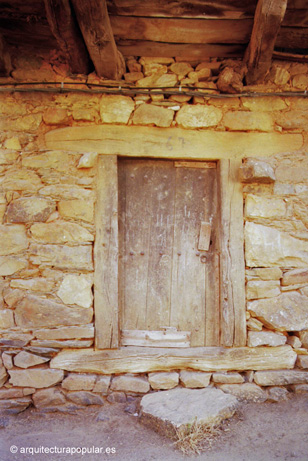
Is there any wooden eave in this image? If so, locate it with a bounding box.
[0,1,307,83]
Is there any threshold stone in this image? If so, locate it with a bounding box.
[140,387,239,439]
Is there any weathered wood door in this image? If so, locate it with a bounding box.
[118,159,220,347]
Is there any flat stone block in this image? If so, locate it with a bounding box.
[33,387,66,409]
[9,369,64,388]
[218,383,267,403]
[0,225,28,256]
[254,370,308,386]
[66,391,104,406]
[212,372,244,384]
[110,375,150,394]
[62,373,97,391]
[248,331,287,347]
[267,387,289,402]
[148,372,179,390]
[140,388,239,438]
[13,351,50,369]
[92,376,111,394]
[179,371,211,388]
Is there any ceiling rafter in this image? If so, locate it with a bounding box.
[244,0,288,84]
[0,34,12,77]
[70,0,125,80]
[44,0,91,75]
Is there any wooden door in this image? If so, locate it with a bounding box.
[118,159,220,347]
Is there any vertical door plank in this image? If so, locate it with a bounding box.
[94,155,119,349]
[170,167,211,346]
[119,159,153,330]
[219,159,246,347]
[145,162,175,330]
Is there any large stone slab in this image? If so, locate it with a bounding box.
[245,222,308,267]
[7,197,56,223]
[140,388,239,438]
[0,225,28,256]
[223,111,273,132]
[29,244,93,270]
[254,370,308,386]
[15,294,93,328]
[248,292,308,331]
[9,369,64,388]
[50,346,297,374]
[30,222,94,244]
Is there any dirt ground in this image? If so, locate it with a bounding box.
[0,393,308,461]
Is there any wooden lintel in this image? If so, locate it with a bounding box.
[244,0,288,84]
[44,0,91,75]
[44,125,303,160]
[70,0,125,79]
[0,34,12,77]
[50,346,296,374]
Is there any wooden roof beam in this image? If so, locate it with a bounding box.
[0,34,12,77]
[244,0,288,84]
[44,0,91,75]
[70,0,125,80]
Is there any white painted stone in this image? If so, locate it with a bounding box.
[254,370,308,386]
[248,292,308,331]
[57,274,93,308]
[14,351,50,368]
[140,388,239,437]
[62,373,96,391]
[148,372,179,390]
[9,369,64,388]
[179,371,211,388]
[78,152,98,168]
[246,280,280,300]
[0,225,28,256]
[100,95,134,124]
[218,383,267,402]
[245,222,308,267]
[247,331,287,347]
[110,375,150,394]
[245,195,286,218]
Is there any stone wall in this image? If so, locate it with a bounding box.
[0,56,308,412]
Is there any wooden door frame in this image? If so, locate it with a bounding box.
[94,155,246,349]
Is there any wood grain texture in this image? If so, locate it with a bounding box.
[122,329,191,347]
[107,0,258,19]
[94,155,119,349]
[44,0,91,75]
[117,41,245,58]
[50,345,297,374]
[45,126,303,160]
[111,16,253,44]
[219,159,246,347]
[245,0,288,84]
[70,0,125,79]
